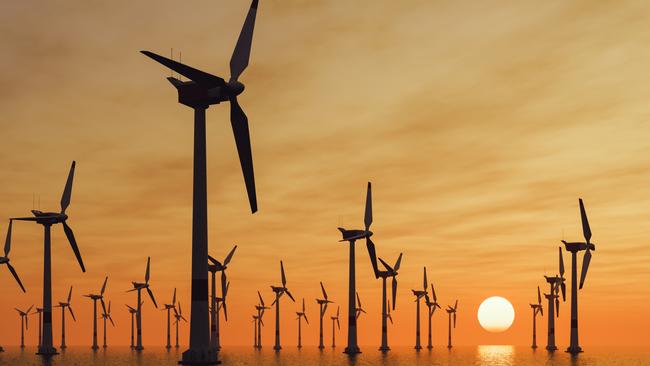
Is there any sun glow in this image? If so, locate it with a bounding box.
[477,296,515,333]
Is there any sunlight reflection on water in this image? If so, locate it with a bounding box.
[477,345,515,366]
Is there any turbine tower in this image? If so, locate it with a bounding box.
[127,256,158,351]
[16,305,33,348]
[252,315,259,348]
[446,300,458,349]
[331,306,340,348]
[530,286,543,349]
[366,241,401,352]
[315,282,333,349]
[163,288,177,349]
[295,298,309,348]
[12,161,85,356]
[208,245,236,351]
[271,261,295,350]
[337,182,373,354]
[254,291,270,348]
[174,302,188,349]
[141,1,261,363]
[424,284,441,350]
[562,198,596,354]
[83,276,108,350]
[126,304,138,349]
[55,286,75,349]
[100,300,115,348]
[1,220,26,292]
[544,247,566,351]
[411,267,428,351]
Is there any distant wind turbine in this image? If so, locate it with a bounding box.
[446,300,458,349]
[162,288,177,349]
[544,247,566,351]
[424,284,441,350]
[16,305,33,348]
[126,304,138,349]
[55,286,75,349]
[255,291,270,348]
[173,302,188,349]
[315,282,334,349]
[530,286,543,349]
[208,245,236,351]
[411,267,428,350]
[295,298,309,348]
[271,261,295,350]
[127,257,158,351]
[331,306,340,348]
[84,276,108,350]
[100,300,115,348]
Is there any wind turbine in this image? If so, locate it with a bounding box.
[366,241,402,351]
[16,305,33,348]
[32,308,43,349]
[424,284,441,350]
[252,315,259,348]
[55,286,75,349]
[530,286,543,349]
[128,256,158,351]
[337,182,373,354]
[212,280,230,351]
[141,0,260,362]
[331,306,340,348]
[544,247,566,351]
[84,276,108,350]
[446,300,458,349]
[355,292,366,321]
[295,298,308,348]
[411,267,428,350]
[12,161,85,356]
[100,300,115,348]
[207,245,236,351]
[562,198,596,354]
[255,291,270,348]
[163,288,177,349]
[126,304,138,349]
[316,281,333,349]
[174,302,188,349]
[271,261,295,350]
[1,220,26,292]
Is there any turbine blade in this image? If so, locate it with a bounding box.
[561,282,566,301]
[223,245,238,266]
[140,51,226,87]
[366,238,379,278]
[221,271,228,298]
[62,221,86,272]
[147,287,158,308]
[556,298,560,317]
[336,317,340,330]
[453,312,457,328]
[320,281,328,300]
[101,276,108,295]
[378,257,394,272]
[100,299,107,316]
[223,301,228,321]
[579,198,592,243]
[537,286,541,305]
[4,220,12,257]
[394,253,403,272]
[230,96,257,213]
[285,289,296,302]
[391,277,397,310]
[304,314,309,324]
[6,263,26,292]
[68,306,76,321]
[229,0,259,82]
[68,286,73,303]
[145,257,151,283]
[579,248,592,289]
[208,255,222,267]
[60,161,75,214]
[258,290,265,306]
[559,247,565,277]
[423,267,428,290]
[302,298,305,313]
[364,182,372,230]
[280,261,286,287]
[172,288,176,305]
[356,292,361,308]
[431,284,437,302]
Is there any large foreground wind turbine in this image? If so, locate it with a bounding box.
[208,245,236,351]
[255,291,270,348]
[12,161,85,356]
[424,284,441,350]
[337,182,373,354]
[366,241,401,351]
[411,267,428,350]
[530,286,543,349]
[446,300,458,348]
[562,198,596,354]
[316,282,333,349]
[100,300,115,348]
[295,298,308,348]
[16,305,33,348]
[84,276,108,350]
[163,288,177,349]
[128,256,158,351]
[544,247,565,351]
[1,220,26,292]
[271,261,295,350]
[55,286,75,349]
[141,1,261,363]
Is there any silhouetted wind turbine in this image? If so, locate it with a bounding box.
[126,304,138,349]
[331,306,340,348]
[544,247,566,351]
[366,242,402,351]
[315,282,333,349]
[530,286,543,349]
[412,267,428,350]
[174,302,188,349]
[208,245,236,351]
[355,292,366,321]
[252,315,259,348]
[12,161,85,356]
[424,284,441,350]
[141,0,260,362]
[54,286,75,349]
[128,257,158,351]
[1,220,26,292]
[255,291,270,348]
[337,182,373,354]
[84,276,108,350]
[271,261,295,350]
[446,300,458,349]
[100,300,115,348]
[163,288,177,349]
[32,308,43,348]
[562,198,596,354]
[213,280,230,351]
[296,298,308,348]
[16,305,33,348]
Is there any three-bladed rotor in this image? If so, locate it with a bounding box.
[127,257,157,308]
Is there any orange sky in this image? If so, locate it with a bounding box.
[1,0,649,348]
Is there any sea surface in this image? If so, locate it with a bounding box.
[0,345,648,366]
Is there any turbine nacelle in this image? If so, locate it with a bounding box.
[337,228,373,242]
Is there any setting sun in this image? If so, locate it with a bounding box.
[478,297,515,333]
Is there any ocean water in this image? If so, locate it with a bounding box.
[0,345,648,366]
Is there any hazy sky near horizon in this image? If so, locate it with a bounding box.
[1,0,649,348]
